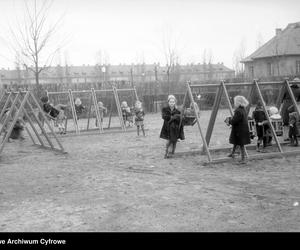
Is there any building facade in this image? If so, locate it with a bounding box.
[242,22,300,80]
[0,62,235,86]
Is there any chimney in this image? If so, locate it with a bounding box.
[276,28,282,36]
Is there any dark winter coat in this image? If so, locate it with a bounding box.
[229,106,251,146]
[281,85,300,125]
[10,120,24,139]
[289,112,299,136]
[160,106,185,143]
[252,107,269,138]
[43,103,59,118]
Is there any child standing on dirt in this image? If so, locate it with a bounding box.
[160,95,185,159]
[226,95,251,164]
[288,105,299,146]
[9,117,25,141]
[252,101,269,152]
[134,100,145,136]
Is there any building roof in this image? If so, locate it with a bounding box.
[242,22,300,62]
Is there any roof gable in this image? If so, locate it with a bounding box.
[242,22,300,62]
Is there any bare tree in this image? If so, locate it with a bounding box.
[161,27,181,94]
[256,32,264,49]
[207,49,214,81]
[7,0,66,95]
[233,38,247,77]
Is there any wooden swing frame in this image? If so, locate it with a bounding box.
[0,90,66,156]
[46,87,139,135]
[181,79,300,164]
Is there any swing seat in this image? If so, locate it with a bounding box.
[248,119,256,139]
[270,119,283,136]
[183,108,197,126]
[183,115,197,126]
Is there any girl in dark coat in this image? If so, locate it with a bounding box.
[280,84,300,141]
[160,95,184,158]
[252,101,269,152]
[288,105,299,146]
[226,95,251,164]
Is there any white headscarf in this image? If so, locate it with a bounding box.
[234,95,249,108]
[75,98,82,106]
[167,95,176,102]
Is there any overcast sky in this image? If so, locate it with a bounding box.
[0,0,299,69]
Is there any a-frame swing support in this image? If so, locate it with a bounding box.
[0,91,66,156]
[182,79,300,164]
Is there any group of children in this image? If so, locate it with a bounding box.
[158,91,299,162]
[225,96,299,164]
[39,96,146,136]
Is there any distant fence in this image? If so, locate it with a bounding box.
[0,77,292,113]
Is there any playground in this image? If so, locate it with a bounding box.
[0,110,300,232]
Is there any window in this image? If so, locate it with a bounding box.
[249,66,254,78]
[296,61,300,74]
[267,62,273,76]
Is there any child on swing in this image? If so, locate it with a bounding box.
[134,100,145,136]
[74,98,85,120]
[121,101,133,127]
[40,96,67,133]
[95,101,107,127]
[160,95,185,158]
[56,105,67,134]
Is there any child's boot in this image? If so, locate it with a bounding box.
[288,137,294,146]
[238,147,247,164]
[294,136,298,146]
[171,143,176,155]
[227,146,236,158]
[164,148,169,159]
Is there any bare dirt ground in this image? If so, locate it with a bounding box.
[0,111,300,232]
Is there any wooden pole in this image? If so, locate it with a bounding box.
[0,92,12,121]
[253,80,283,153]
[0,92,29,154]
[113,87,126,131]
[187,83,212,162]
[0,92,21,136]
[86,93,93,131]
[91,88,103,133]
[29,92,66,152]
[68,89,79,134]
[205,84,223,147]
